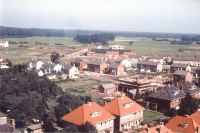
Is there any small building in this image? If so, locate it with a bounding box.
[88,42,102,51]
[105,63,124,76]
[62,102,116,133]
[62,64,79,79]
[149,85,185,111]
[148,56,164,64]
[119,57,132,68]
[106,51,119,60]
[27,59,44,70]
[0,117,19,133]
[0,41,9,48]
[170,63,191,73]
[137,61,162,72]
[191,41,197,45]
[42,62,62,73]
[56,71,67,80]
[173,70,193,84]
[128,55,142,63]
[99,83,117,93]
[103,96,145,131]
[0,57,9,69]
[109,45,124,50]
[87,60,107,74]
[177,54,191,58]
[159,53,173,63]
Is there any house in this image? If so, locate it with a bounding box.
[147,56,164,64]
[44,73,57,80]
[128,55,142,63]
[71,59,87,70]
[159,53,173,63]
[42,62,62,73]
[109,45,124,50]
[195,54,200,58]
[137,61,162,72]
[170,63,191,73]
[173,57,200,66]
[0,41,9,48]
[62,64,79,79]
[106,51,119,60]
[123,52,136,57]
[27,59,44,70]
[141,123,173,133]
[88,42,102,51]
[0,117,20,133]
[56,71,67,80]
[0,57,9,69]
[105,63,124,76]
[173,70,193,84]
[62,102,116,133]
[177,81,200,99]
[119,57,132,68]
[177,54,190,58]
[99,83,117,93]
[103,96,145,131]
[141,53,154,60]
[87,49,131,57]
[191,41,197,45]
[165,115,200,133]
[87,60,107,74]
[188,111,200,126]
[149,85,185,111]
[35,70,44,76]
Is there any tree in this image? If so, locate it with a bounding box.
[50,51,61,64]
[42,120,55,132]
[134,87,141,101]
[129,41,133,45]
[6,59,12,67]
[62,125,79,133]
[178,93,198,116]
[35,41,38,45]
[79,121,97,133]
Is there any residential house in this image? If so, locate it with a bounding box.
[109,45,124,50]
[159,53,173,63]
[137,61,162,72]
[177,54,191,58]
[177,81,200,99]
[70,59,87,70]
[87,49,131,57]
[62,102,116,133]
[103,96,145,131]
[141,123,173,133]
[44,73,57,80]
[191,41,197,45]
[42,62,62,73]
[188,111,200,126]
[99,83,117,93]
[0,117,20,133]
[165,115,200,133]
[148,56,164,64]
[141,53,154,60]
[195,54,200,58]
[62,64,79,79]
[149,85,185,111]
[88,42,102,51]
[119,57,132,68]
[173,70,193,84]
[0,41,9,48]
[170,39,181,41]
[128,55,142,64]
[170,63,191,73]
[106,51,119,60]
[105,63,124,76]
[87,60,107,74]
[0,57,9,69]
[27,59,44,70]
[123,52,136,57]
[173,57,200,66]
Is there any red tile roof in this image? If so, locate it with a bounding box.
[165,115,200,133]
[119,57,132,61]
[141,124,173,133]
[106,51,119,55]
[124,52,136,55]
[61,102,115,125]
[103,96,144,116]
[189,111,200,125]
[0,41,6,44]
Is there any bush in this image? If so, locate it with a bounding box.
[140,121,145,126]
[165,108,177,117]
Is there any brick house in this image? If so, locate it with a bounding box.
[88,42,102,51]
[177,81,200,99]
[70,59,87,70]
[173,57,200,66]
[141,53,154,60]
[141,123,173,133]
[99,83,117,93]
[106,51,119,60]
[173,70,193,84]
[87,60,107,74]
[147,56,164,64]
[149,85,185,111]
[170,63,191,73]
[0,57,9,69]
[103,96,144,131]
[159,53,173,63]
[165,115,200,133]
[177,54,191,58]
[105,63,124,76]
[0,117,19,133]
[195,54,200,58]
[137,61,162,72]
[62,102,116,133]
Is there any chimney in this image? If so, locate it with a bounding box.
[69,109,71,113]
[159,122,164,127]
[88,102,91,106]
[10,119,15,129]
[104,101,106,105]
[185,115,188,118]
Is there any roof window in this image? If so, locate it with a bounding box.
[180,123,188,128]
[190,86,196,90]
[123,102,133,108]
[90,111,102,117]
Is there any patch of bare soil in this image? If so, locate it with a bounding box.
[22,51,43,56]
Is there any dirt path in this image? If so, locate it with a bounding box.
[60,48,88,60]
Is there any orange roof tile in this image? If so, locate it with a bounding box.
[61,102,115,125]
[103,96,144,116]
[106,51,119,55]
[119,57,132,61]
[124,52,136,55]
[189,111,200,125]
[0,41,6,44]
[165,115,200,133]
[141,125,173,133]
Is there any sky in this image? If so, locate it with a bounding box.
[0,0,200,34]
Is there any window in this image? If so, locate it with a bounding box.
[124,103,133,108]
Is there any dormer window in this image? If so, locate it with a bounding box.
[180,123,188,128]
[90,111,102,117]
[190,86,196,90]
[123,102,133,108]
[173,91,179,96]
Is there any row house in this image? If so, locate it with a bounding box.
[173,70,193,85]
[70,59,87,70]
[118,57,132,68]
[177,81,200,99]
[99,83,117,93]
[103,96,145,131]
[27,59,44,70]
[128,55,142,63]
[141,123,173,133]
[88,42,102,51]
[0,57,9,69]
[42,62,62,73]
[105,63,124,76]
[123,52,136,57]
[106,51,119,60]
[147,56,164,64]
[87,60,107,74]
[62,102,116,133]
[177,54,191,58]
[173,57,200,66]
[87,49,131,57]
[109,45,124,50]
[159,53,173,62]
[62,64,79,79]
[137,61,162,72]
[195,54,200,58]
[0,41,9,48]
[149,85,185,111]
[141,52,154,60]
[170,63,191,73]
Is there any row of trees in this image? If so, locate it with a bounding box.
[181,35,200,41]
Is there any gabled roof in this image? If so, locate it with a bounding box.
[88,60,104,65]
[173,57,200,61]
[101,84,116,89]
[165,115,200,133]
[123,52,136,55]
[128,89,141,95]
[149,85,185,101]
[0,123,20,133]
[128,55,142,59]
[177,81,200,95]
[106,51,119,55]
[63,64,73,70]
[141,124,173,133]
[173,70,190,76]
[189,111,200,125]
[103,96,144,116]
[138,61,160,66]
[107,63,121,69]
[91,49,131,54]
[42,62,58,67]
[148,56,163,59]
[120,57,132,62]
[171,63,188,68]
[61,102,115,125]
[0,57,8,64]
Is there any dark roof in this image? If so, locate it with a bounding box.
[63,64,73,70]
[88,60,104,65]
[148,56,163,59]
[71,59,82,63]
[91,49,131,54]
[0,123,20,133]
[177,81,200,95]
[173,57,200,61]
[0,58,8,64]
[42,62,57,67]
[159,53,172,57]
[173,70,190,76]
[149,85,185,101]
[107,63,121,68]
[138,61,160,66]
[128,55,142,58]
[171,63,188,68]
[177,54,191,58]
